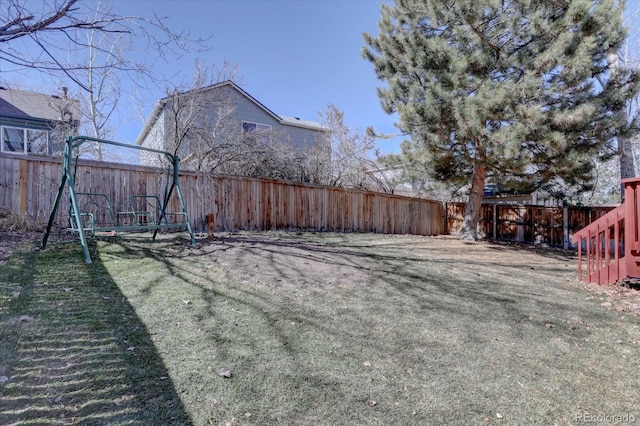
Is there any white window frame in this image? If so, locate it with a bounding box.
[242,121,272,144]
[1,125,50,154]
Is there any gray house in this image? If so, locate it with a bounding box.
[0,87,79,155]
[136,80,327,169]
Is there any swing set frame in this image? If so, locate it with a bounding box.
[42,135,196,264]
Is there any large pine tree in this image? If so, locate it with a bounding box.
[363,0,639,240]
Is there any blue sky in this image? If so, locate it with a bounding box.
[109,0,401,154]
[4,0,640,158]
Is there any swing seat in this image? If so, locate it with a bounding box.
[70,192,188,236]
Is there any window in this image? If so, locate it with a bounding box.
[242,121,272,144]
[2,127,24,152]
[27,129,49,154]
[0,126,50,154]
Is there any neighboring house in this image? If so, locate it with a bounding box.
[0,87,79,156]
[136,80,327,168]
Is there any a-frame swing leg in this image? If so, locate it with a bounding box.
[152,158,196,245]
[42,138,93,264]
[68,184,93,264]
[42,173,67,250]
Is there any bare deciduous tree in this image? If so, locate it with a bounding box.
[157,63,313,190]
[0,0,202,88]
[1,0,209,163]
[311,104,385,191]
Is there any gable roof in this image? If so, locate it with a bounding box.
[136,80,325,145]
[0,87,79,123]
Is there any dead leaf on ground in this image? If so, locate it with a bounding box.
[218,367,233,378]
[9,315,33,324]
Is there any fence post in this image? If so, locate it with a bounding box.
[563,206,569,250]
[444,202,449,235]
[517,206,525,241]
[207,213,215,240]
[19,159,27,215]
[492,204,497,240]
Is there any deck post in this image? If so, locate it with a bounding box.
[623,179,639,278]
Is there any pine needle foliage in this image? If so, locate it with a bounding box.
[363,0,640,239]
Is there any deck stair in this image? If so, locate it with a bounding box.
[572,177,640,285]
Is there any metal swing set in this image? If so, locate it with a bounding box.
[42,136,196,264]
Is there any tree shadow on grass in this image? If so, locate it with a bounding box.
[0,242,191,425]
[88,233,640,424]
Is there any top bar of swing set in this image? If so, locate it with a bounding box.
[42,135,196,264]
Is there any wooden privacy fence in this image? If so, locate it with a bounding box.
[0,153,445,236]
[446,203,614,249]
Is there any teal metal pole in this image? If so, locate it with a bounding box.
[65,138,93,264]
[172,156,196,245]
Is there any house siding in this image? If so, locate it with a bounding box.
[137,81,326,167]
[230,89,322,150]
[230,88,280,127]
[0,116,53,130]
[139,109,167,166]
[279,124,322,150]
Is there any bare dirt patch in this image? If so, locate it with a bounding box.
[0,210,44,265]
[198,232,640,318]
[0,232,41,265]
[3,230,640,315]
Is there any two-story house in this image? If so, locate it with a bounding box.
[135,80,327,170]
[0,87,79,156]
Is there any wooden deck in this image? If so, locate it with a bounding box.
[572,177,640,285]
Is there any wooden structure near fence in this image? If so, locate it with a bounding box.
[0,152,445,236]
[571,177,640,285]
[446,202,613,250]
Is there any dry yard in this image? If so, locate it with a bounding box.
[1,231,639,425]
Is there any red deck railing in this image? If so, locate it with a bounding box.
[572,177,640,285]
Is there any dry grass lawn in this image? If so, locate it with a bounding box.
[1,231,639,425]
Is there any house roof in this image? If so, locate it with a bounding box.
[135,80,325,145]
[0,87,79,123]
[280,115,326,131]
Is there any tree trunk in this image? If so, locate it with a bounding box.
[460,164,486,241]
[619,134,636,200]
[611,42,636,198]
